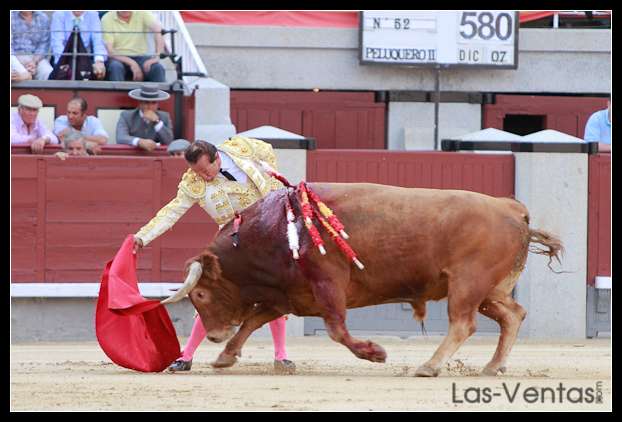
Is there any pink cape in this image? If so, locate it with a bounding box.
[95,235,180,372]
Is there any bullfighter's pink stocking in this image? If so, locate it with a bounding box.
[180,316,206,361]
[269,316,288,361]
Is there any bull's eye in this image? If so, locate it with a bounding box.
[196,291,205,300]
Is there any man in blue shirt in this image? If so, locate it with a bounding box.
[50,11,107,80]
[584,97,611,153]
[54,97,109,154]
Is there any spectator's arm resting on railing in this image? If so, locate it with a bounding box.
[142,19,164,74]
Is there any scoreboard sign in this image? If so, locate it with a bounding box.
[359,11,519,68]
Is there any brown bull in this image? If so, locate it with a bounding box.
[162,183,563,377]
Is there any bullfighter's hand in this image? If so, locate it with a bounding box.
[133,236,143,254]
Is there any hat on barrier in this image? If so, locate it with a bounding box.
[18,94,43,109]
[167,139,191,154]
[128,84,170,102]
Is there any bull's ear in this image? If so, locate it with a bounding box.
[197,250,222,282]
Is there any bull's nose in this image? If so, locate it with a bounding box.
[207,336,223,343]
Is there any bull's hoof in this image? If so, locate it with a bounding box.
[355,341,387,363]
[481,365,507,377]
[211,352,238,368]
[274,359,296,375]
[414,365,440,377]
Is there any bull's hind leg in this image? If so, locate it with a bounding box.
[415,271,488,377]
[309,277,387,363]
[478,295,526,376]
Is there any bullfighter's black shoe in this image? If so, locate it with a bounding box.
[168,359,192,372]
[274,359,296,375]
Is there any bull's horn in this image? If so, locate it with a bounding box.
[160,261,203,304]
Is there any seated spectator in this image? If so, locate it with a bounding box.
[54,97,108,154]
[11,11,54,80]
[584,96,611,153]
[116,84,173,151]
[11,54,32,82]
[101,11,166,82]
[11,94,59,153]
[55,130,91,160]
[49,11,107,80]
[167,139,190,157]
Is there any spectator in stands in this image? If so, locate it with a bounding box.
[116,84,173,151]
[584,95,612,153]
[167,139,190,157]
[54,97,108,154]
[11,54,32,82]
[50,11,107,80]
[55,130,91,160]
[101,11,166,82]
[11,94,59,153]
[11,11,54,80]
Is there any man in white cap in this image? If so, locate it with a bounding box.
[167,139,190,157]
[116,84,173,152]
[11,94,59,153]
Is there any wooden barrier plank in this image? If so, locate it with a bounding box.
[46,179,153,202]
[46,200,153,223]
[587,154,611,285]
[307,151,514,198]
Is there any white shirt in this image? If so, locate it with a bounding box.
[218,151,248,183]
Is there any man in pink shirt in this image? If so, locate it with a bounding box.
[11,94,59,153]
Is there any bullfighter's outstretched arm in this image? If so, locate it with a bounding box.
[134,187,198,246]
[135,169,207,246]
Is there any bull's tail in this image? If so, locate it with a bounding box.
[528,228,565,273]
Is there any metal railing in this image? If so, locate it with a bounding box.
[153,11,208,84]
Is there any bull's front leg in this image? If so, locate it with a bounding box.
[309,277,386,363]
[211,309,283,368]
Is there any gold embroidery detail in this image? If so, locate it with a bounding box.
[179,169,206,199]
[221,137,254,158]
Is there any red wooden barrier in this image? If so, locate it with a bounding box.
[11,144,170,156]
[307,150,515,198]
[231,91,386,149]
[11,155,218,283]
[587,153,611,285]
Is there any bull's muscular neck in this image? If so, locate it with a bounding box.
[209,188,297,312]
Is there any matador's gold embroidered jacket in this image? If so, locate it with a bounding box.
[134,136,283,246]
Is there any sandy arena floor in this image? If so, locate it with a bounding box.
[10,336,611,411]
